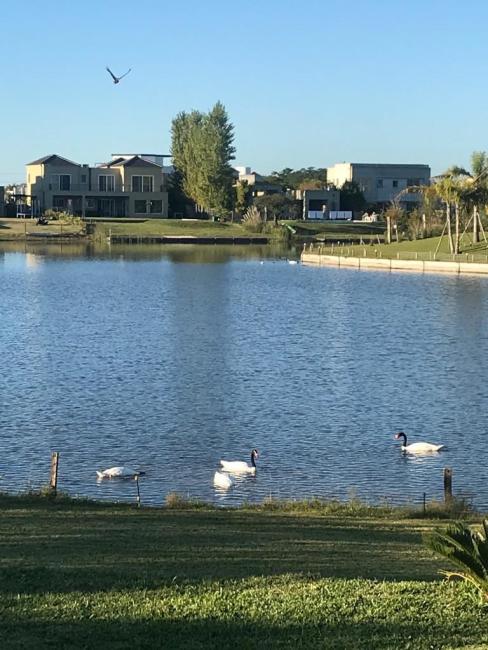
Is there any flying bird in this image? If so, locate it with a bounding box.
[106,66,131,84]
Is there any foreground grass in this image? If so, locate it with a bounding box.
[0,496,487,649]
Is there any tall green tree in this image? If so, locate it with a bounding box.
[235,180,250,216]
[201,101,236,217]
[170,102,235,218]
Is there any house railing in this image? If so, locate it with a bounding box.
[48,183,166,193]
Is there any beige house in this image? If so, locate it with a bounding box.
[327,162,430,207]
[26,154,168,218]
[234,167,282,197]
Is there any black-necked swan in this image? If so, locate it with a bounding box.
[220,449,259,474]
[213,471,233,489]
[96,466,145,479]
[394,432,445,453]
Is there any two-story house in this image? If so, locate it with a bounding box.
[26,154,168,218]
[327,162,431,208]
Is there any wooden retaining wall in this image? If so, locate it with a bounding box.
[301,253,488,275]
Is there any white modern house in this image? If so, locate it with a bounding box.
[327,162,431,207]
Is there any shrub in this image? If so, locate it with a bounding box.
[242,205,263,232]
[43,209,82,225]
[425,519,488,601]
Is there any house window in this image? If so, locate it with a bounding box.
[59,175,71,190]
[392,180,399,188]
[98,175,115,192]
[134,200,147,213]
[150,200,163,214]
[131,175,153,192]
[81,174,87,183]
[376,179,383,188]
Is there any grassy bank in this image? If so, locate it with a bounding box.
[0,218,286,242]
[310,234,488,262]
[287,219,386,242]
[0,218,83,239]
[94,219,284,240]
[1,495,487,649]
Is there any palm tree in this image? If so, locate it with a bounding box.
[384,201,404,243]
[425,519,488,601]
[462,151,488,244]
[433,167,471,255]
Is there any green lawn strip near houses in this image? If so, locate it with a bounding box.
[0,218,83,239]
[1,496,488,649]
[0,218,285,242]
[287,219,386,243]
[94,219,282,240]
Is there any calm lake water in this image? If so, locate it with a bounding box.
[1,242,488,508]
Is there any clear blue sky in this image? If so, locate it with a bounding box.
[1,0,487,183]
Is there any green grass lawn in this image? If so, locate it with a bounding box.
[287,220,386,242]
[95,219,275,239]
[0,218,83,238]
[1,496,487,649]
[313,234,488,262]
[0,218,280,241]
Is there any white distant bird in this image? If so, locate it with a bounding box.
[394,432,445,454]
[106,66,131,84]
[220,449,259,474]
[96,466,145,479]
[213,471,233,489]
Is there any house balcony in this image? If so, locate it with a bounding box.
[47,183,165,193]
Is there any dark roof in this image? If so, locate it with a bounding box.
[27,154,80,167]
[108,155,163,169]
[100,157,125,167]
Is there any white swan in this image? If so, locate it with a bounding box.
[96,466,145,479]
[220,449,259,474]
[394,432,445,453]
[213,471,233,489]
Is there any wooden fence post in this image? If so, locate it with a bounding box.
[50,452,59,495]
[135,475,141,507]
[444,467,453,502]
